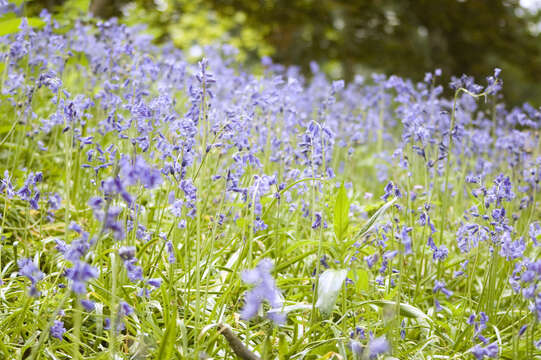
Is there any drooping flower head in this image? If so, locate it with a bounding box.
[240,258,287,325]
[18,258,44,296]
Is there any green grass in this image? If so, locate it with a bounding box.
[0,20,539,360]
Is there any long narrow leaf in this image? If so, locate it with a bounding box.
[333,182,350,241]
[349,198,396,246]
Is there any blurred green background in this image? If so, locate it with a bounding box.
[8,0,541,106]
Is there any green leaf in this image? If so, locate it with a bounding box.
[9,0,25,7]
[349,198,396,246]
[156,318,177,359]
[333,182,350,241]
[278,333,289,359]
[350,268,369,292]
[316,268,348,315]
[361,299,430,320]
[0,17,46,37]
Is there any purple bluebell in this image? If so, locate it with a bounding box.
[398,226,413,255]
[519,325,528,337]
[368,336,389,359]
[365,254,379,269]
[118,246,143,283]
[81,299,95,311]
[434,299,443,312]
[50,320,66,340]
[64,261,98,294]
[240,258,286,325]
[147,278,162,288]
[38,70,62,93]
[433,280,453,298]
[119,301,134,317]
[18,258,44,296]
[470,342,498,359]
[381,181,401,201]
[166,240,176,264]
[312,212,322,229]
[349,340,362,357]
[427,237,448,262]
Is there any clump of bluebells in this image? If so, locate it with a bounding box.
[0,10,539,360]
[240,258,287,325]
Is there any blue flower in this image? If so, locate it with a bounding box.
[50,320,66,340]
[433,280,453,298]
[64,261,98,295]
[311,212,322,229]
[81,299,95,311]
[368,336,389,358]
[470,342,498,359]
[18,258,44,297]
[240,259,286,325]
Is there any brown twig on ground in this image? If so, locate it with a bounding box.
[217,323,261,360]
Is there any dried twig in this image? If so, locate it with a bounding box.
[217,323,261,360]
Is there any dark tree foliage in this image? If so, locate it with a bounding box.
[38,0,541,105]
[207,0,541,105]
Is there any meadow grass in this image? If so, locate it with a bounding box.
[0,15,539,360]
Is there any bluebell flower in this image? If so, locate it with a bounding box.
[434,299,443,312]
[38,70,62,93]
[433,280,453,298]
[50,320,66,340]
[119,301,134,317]
[118,246,143,283]
[470,342,498,359]
[349,340,362,358]
[147,278,162,288]
[166,241,176,264]
[427,237,448,262]
[528,223,541,247]
[499,233,525,260]
[350,326,366,339]
[0,170,15,199]
[64,261,98,294]
[81,299,95,311]
[368,336,389,359]
[381,181,401,201]
[240,258,286,325]
[365,254,379,269]
[398,226,413,255]
[118,246,136,261]
[311,212,322,229]
[18,258,44,296]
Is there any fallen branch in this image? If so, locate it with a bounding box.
[217,323,261,360]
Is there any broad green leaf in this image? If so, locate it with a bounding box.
[333,182,349,241]
[349,268,368,292]
[0,17,46,37]
[9,0,25,6]
[316,268,348,315]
